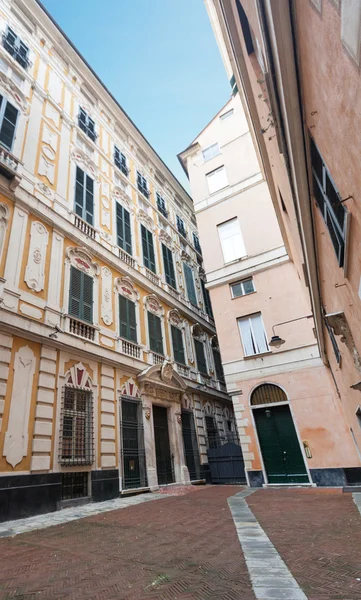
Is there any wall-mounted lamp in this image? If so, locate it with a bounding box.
[269,315,313,349]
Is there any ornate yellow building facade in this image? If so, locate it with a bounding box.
[0,0,235,521]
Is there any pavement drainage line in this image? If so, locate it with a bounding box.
[228,491,308,600]
[0,493,167,539]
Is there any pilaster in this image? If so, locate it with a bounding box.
[100,364,116,469]
[31,345,57,472]
[0,333,13,432]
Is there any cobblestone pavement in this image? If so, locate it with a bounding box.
[247,488,361,600]
[0,485,255,600]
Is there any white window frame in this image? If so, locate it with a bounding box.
[217,217,247,264]
[237,313,269,357]
[230,278,255,299]
[206,166,228,195]
[202,142,220,162]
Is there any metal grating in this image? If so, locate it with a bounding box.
[250,383,287,406]
[120,397,148,490]
[59,386,94,466]
[61,471,89,500]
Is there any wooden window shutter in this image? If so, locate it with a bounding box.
[75,167,85,219]
[194,339,207,375]
[69,266,82,318]
[82,271,93,323]
[116,204,132,255]
[85,174,94,225]
[171,325,185,365]
[142,225,156,273]
[183,263,197,306]
[148,312,163,354]
[128,298,137,342]
[0,99,18,150]
[119,295,137,342]
[162,244,176,289]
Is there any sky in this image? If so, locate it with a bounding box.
[41,0,230,190]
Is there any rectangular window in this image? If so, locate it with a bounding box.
[201,279,213,317]
[59,386,94,466]
[119,295,137,343]
[220,109,234,121]
[0,95,18,150]
[141,224,156,273]
[156,193,168,218]
[183,262,197,306]
[69,266,93,323]
[3,26,30,69]
[162,244,177,289]
[137,171,149,198]
[193,233,202,255]
[148,312,163,355]
[78,107,97,142]
[176,215,187,238]
[206,166,228,194]
[213,349,225,384]
[311,137,348,268]
[171,325,185,365]
[74,166,94,225]
[114,146,129,176]
[116,203,132,255]
[238,313,269,357]
[230,277,255,298]
[194,338,207,375]
[202,142,220,162]
[218,217,246,263]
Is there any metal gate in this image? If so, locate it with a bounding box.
[206,432,246,484]
[181,410,201,481]
[153,405,174,485]
[120,397,147,490]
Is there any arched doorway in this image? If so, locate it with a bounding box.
[251,384,309,484]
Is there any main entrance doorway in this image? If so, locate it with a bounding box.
[181,410,201,481]
[153,405,174,485]
[252,385,308,484]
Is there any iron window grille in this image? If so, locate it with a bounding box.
[2,27,30,69]
[177,215,187,238]
[137,171,150,198]
[193,233,202,255]
[156,193,168,218]
[205,415,239,449]
[114,146,129,176]
[310,137,349,268]
[120,397,148,490]
[78,108,97,142]
[59,386,94,466]
[61,471,89,501]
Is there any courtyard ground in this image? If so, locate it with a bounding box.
[0,485,360,600]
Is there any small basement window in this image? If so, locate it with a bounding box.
[61,471,89,500]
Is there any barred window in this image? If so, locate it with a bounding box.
[59,386,94,466]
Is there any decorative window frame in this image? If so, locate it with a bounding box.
[168,309,188,365]
[143,294,168,358]
[63,246,100,328]
[114,275,141,346]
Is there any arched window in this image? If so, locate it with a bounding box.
[250,383,287,406]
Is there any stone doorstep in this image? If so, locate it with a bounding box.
[344,486,361,492]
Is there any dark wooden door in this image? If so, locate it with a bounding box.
[121,399,147,490]
[153,405,174,485]
[253,404,308,484]
[181,410,201,481]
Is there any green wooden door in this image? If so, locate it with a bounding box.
[253,404,308,484]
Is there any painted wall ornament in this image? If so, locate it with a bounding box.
[71,146,98,178]
[0,202,10,261]
[66,246,99,276]
[0,71,27,111]
[115,276,139,302]
[137,208,154,230]
[24,221,49,292]
[101,266,113,325]
[144,294,163,316]
[168,309,183,329]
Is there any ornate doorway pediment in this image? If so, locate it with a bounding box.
[137,360,186,403]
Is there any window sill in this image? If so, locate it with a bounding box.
[223,255,248,267]
[243,350,272,360]
[231,290,256,300]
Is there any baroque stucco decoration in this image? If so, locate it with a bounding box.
[66,246,99,277]
[112,186,132,208]
[159,229,173,248]
[24,221,49,292]
[101,266,113,326]
[115,276,139,302]
[121,377,141,398]
[168,309,184,330]
[137,208,154,231]
[65,362,92,389]
[71,147,98,179]
[144,294,163,316]
[138,362,186,400]
[3,345,36,468]
[0,70,27,112]
[0,202,10,262]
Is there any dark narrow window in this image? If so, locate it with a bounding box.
[201,279,213,317]
[162,244,176,289]
[116,203,132,255]
[183,262,197,306]
[193,233,202,255]
[310,137,347,268]
[213,349,225,384]
[59,386,94,466]
[205,415,220,449]
[194,339,207,375]
[74,167,94,225]
[236,0,254,55]
[119,295,137,343]
[78,107,97,142]
[0,96,18,150]
[141,224,156,273]
[137,171,149,198]
[177,215,187,238]
[156,193,168,218]
[114,146,129,176]
[69,266,93,323]
[171,325,185,365]
[148,312,163,355]
[2,26,30,69]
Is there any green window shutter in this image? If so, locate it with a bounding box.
[69,266,82,318]
[194,339,207,375]
[148,312,163,354]
[0,99,18,150]
[183,263,197,306]
[213,349,225,383]
[82,272,93,323]
[162,244,176,289]
[85,175,94,225]
[119,295,137,343]
[142,225,156,273]
[201,279,213,317]
[75,167,85,219]
[171,325,185,364]
[116,204,132,255]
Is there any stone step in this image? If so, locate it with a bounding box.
[343,485,361,492]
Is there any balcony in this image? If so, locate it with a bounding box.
[157,196,169,219]
[137,183,150,199]
[74,215,96,240]
[119,247,136,268]
[114,155,129,179]
[151,352,164,366]
[166,284,180,300]
[145,267,160,286]
[0,147,21,184]
[120,338,141,359]
[69,318,96,341]
[176,363,190,378]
